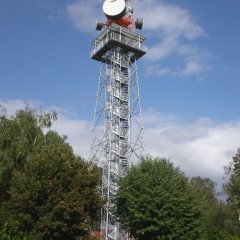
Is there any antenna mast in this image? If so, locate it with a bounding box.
[90,0,147,239]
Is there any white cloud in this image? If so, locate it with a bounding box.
[0,99,93,158]
[143,109,240,189]
[133,0,205,39]
[145,35,178,62]
[133,0,208,77]
[181,60,204,76]
[2,100,238,190]
[51,114,92,158]
[146,64,170,76]
[65,0,209,77]
[66,0,102,33]
[0,99,43,117]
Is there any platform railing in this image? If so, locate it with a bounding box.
[91,31,147,58]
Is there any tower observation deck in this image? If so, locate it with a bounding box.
[90,1,147,239]
[91,23,147,63]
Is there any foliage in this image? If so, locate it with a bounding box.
[0,108,56,201]
[0,108,103,239]
[205,227,240,240]
[224,149,240,208]
[221,148,240,238]
[190,176,240,239]
[115,156,204,240]
[190,177,219,232]
[190,177,217,209]
[200,202,240,239]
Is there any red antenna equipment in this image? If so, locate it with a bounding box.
[96,0,143,31]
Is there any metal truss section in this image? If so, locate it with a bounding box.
[90,24,146,240]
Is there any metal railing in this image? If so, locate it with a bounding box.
[91,31,147,57]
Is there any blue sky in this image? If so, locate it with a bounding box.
[0,0,240,190]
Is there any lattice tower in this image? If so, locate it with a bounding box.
[90,1,147,239]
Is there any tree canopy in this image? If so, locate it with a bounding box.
[225,148,240,208]
[115,156,204,240]
[1,106,240,239]
[190,176,240,239]
[0,107,103,240]
[221,148,240,238]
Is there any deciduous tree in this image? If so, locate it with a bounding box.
[224,149,240,209]
[0,107,56,201]
[115,156,204,240]
[0,108,103,239]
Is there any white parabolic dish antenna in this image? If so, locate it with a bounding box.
[103,0,126,20]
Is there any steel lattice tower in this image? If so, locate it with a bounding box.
[90,1,147,239]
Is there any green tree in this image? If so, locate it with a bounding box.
[205,227,240,240]
[222,148,240,238]
[0,107,56,201]
[190,175,240,239]
[190,177,217,209]
[225,149,240,209]
[115,156,204,240]
[190,177,219,232]
[0,108,103,239]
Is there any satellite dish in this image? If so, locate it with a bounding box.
[103,0,126,20]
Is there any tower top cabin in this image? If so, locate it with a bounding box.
[91,0,147,63]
